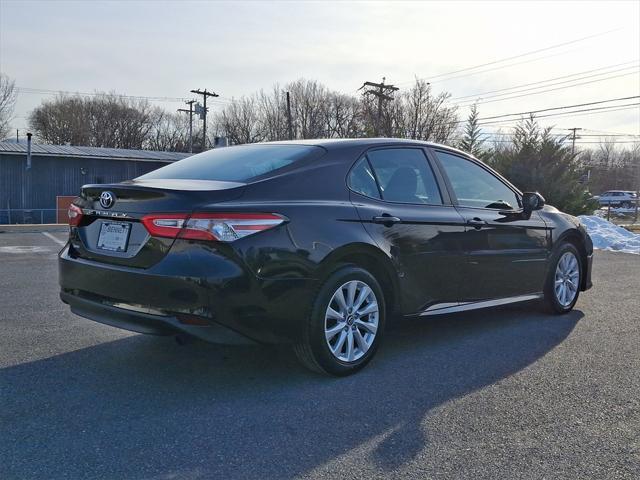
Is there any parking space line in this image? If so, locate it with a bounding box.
[42,232,66,247]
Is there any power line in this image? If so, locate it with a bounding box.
[581,128,640,136]
[449,61,639,102]
[15,87,232,105]
[454,71,640,108]
[17,87,187,103]
[571,141,640,144]
[481,128,640,137]
[477,104,640,126]
[466,95,640,123]
[420,49,581,86]
[568,134,640,137]
[396,28,619,86]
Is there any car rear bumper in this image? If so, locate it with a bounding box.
[60,290,256,344]
[59,243,316,344]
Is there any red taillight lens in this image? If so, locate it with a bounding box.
[68,204,83,227]
[141,213,285,242]
[140,213,188,238]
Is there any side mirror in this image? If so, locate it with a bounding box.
[522,192,545,214]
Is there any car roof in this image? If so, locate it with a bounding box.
[260,138,471,156]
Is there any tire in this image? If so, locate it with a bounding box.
[542,243,582,314]
[294,265,386,376]
[622,201,632,209]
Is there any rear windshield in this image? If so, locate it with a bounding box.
[137,144,325,183]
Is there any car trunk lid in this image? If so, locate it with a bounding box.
[68,179,245,268]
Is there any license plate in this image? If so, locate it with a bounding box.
[97,222,131,252]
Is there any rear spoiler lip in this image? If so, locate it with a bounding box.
[83,178,246,192]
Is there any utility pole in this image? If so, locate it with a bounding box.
[635,157,640,222]
[568,127,582,157]
[286,91,294,140]
[177,100,196,153]
[190,88,219,151]
[359,77,399,136]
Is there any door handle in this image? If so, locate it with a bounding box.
[467,217,487,230]
[372,214,401,226]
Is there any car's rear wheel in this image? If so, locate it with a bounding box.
[543,243,582,314]
[294,266,385,376]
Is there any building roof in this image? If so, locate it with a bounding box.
[0,141,191,163]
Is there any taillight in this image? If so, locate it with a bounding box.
[141,213,285,242]
[68,204,83,227]
[140,213,188,238]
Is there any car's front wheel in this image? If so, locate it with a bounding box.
[543,243,582,314]
[294,266,385,376]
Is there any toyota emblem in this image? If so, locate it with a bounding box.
[99,191,115,209]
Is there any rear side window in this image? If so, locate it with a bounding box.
[348,158,381,199]
[137,144,325,183]
[365,148,443,204]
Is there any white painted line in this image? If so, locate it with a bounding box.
[42,231,66,247]
[0,246,51,254]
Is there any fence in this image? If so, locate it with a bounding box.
[0,209,67,225]
[601,200,639,224]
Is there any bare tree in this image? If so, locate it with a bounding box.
[324,93,360,138]
[29,94,90,145]
[146,109,199,152]
[398,79,458,143]
[28,92,156,148]
[289,79,329,139]
[0,73,18,139]
[215,96,264,145]
[257,86,289,141]
[581,139,640,192]
[213,77,460,145]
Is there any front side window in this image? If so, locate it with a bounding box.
[435,151,520,210]
[365,148,442,204]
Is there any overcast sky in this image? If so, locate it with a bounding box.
[1,0,638,143]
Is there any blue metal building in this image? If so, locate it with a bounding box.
[0,140,190,224]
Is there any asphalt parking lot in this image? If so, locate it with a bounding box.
[1,230,639,479]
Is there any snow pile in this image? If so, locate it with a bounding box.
[578,215,640,255]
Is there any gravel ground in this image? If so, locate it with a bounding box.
[1,231,638,480]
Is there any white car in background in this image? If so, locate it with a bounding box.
[596,190,638,208]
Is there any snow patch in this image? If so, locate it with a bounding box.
[578,215,639,255]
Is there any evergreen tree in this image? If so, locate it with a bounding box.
[458,103,489,159]
[489,115,598,215]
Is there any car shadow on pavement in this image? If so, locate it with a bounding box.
[1,305,582,480]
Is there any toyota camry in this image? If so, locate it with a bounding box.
[59,139,593,375]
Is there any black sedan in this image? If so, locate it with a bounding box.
[59,139,593,375]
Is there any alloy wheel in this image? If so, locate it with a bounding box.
[554,251,580,307]
[324,280,379,362]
